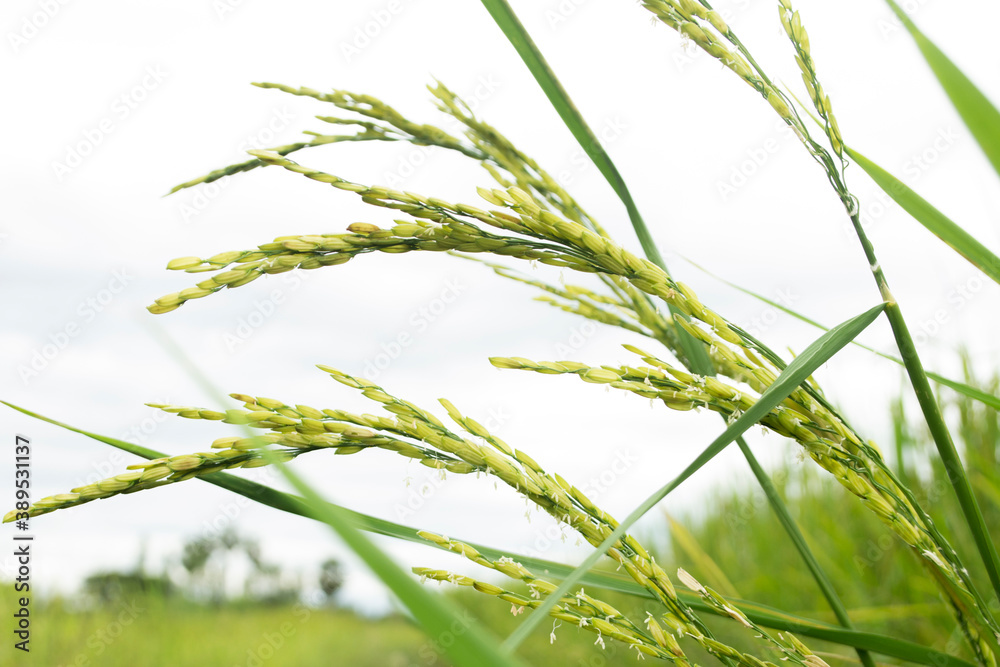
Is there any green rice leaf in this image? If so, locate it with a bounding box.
[476,0,714,374]
[5,400,973,667]
[263,452,528,667]
[883,0,1000,180]
[2,401,524,667]
[846,145,1000,285]
[681,256,1000,411]
[500,302,887,650]
[476,0,644,250]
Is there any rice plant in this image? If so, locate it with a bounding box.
[7,1,1000,665]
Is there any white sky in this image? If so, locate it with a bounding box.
[2,0,999,616]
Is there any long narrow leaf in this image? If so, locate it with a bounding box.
[737,439,873,667]
[476,0,648,259]
[880,297,1000,607]
[5,400,525,667]
[883,0,1000,180]
[501,302,887,650]
[263,452,527,667]
[680,256,1000,411]
[3,401,974,667]
[476,0,714,374]
[846,145,1000,285]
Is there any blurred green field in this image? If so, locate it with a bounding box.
[0,586,673,667]
[0,593,421,667]
[3,366,996,666]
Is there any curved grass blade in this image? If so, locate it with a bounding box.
[476,0,647,258]
[476,0,713,373]
[4,400,526,666]
[883,0,1000,180]
[846,145,1000,285]
[4,401,973,667]
[501,302,887,650]
[263,451,528,667]
[737,439,873,667]
[680,256,1000,411]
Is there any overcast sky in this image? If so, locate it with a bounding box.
[2,0,999,615]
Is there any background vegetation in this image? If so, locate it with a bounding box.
[6,362,995,666]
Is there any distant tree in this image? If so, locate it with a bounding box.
[319,558,345,603]
[83,540,174,604]
[180,527,301,605]
[84,571,174,604]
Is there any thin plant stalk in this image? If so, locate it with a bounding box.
[5,400,980,667]
[736,437,875,667]
[478,3,876,658]
[477,0,713,373]
[677,255,1000,412]
[261,449,529,667]
[847,210,1000,605]
[501,302,885,649]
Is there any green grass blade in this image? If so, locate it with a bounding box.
[476,0,647,259]
[511,555,974,667]
[5,401,971,667]
[476,0,714,374]
[501,302,887,650]
[846,145,1000,285]
[680,256,1000,411]
[3,401,170,460]
[3,401,524,667]
[882,296,1000,606]
[883,0,1000,180]
[0,401,452,545]
[688,595,973,667]
[839,152,1000,644]
[263,453,528,667]
[736,438,875,667]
